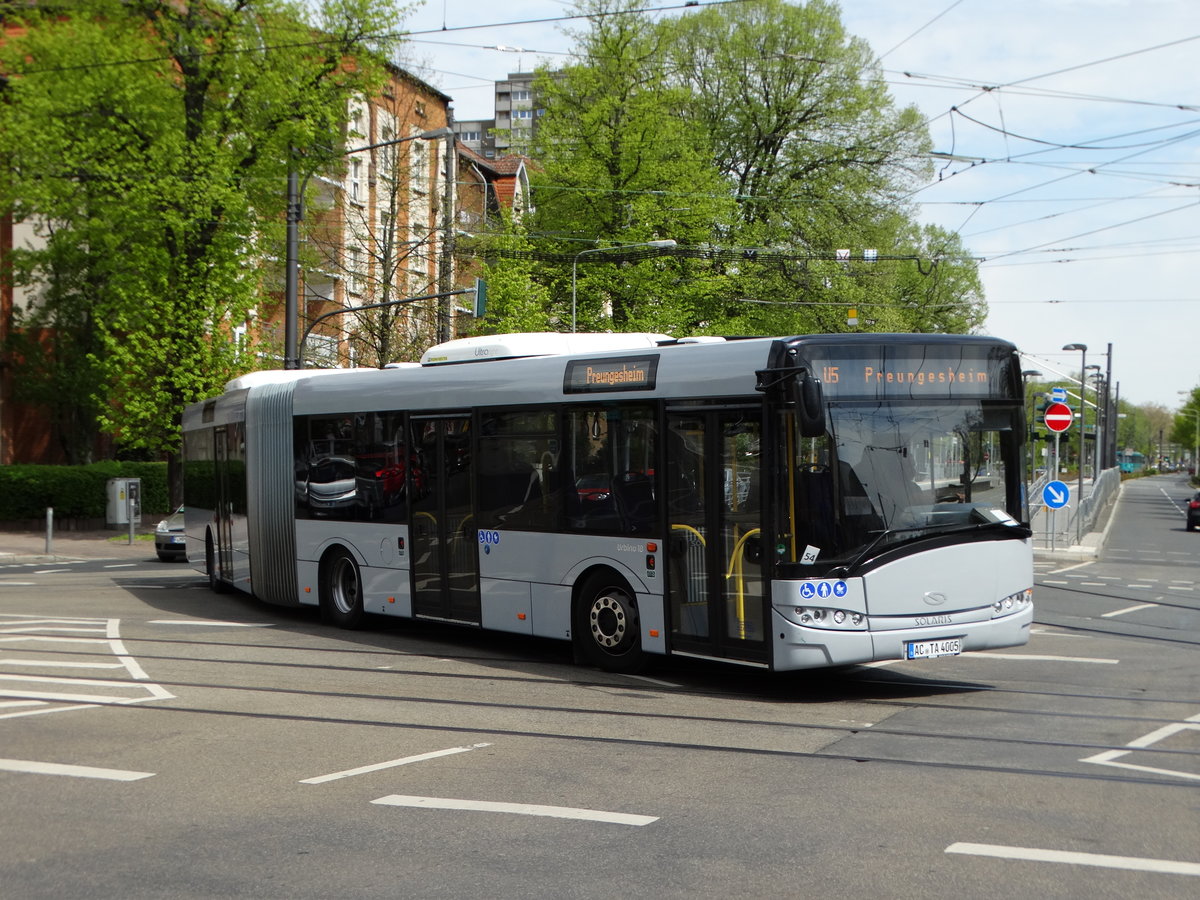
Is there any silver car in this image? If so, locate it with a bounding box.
[155,506,186,561]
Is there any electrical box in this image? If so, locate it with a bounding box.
[106,477,142,527]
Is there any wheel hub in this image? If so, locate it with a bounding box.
[590,594,628,648]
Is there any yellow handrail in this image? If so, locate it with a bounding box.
[725,527,761,640]
[670,522,706,546]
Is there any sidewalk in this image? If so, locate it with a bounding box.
[1030,476,1120,562]
[0,525,162,564]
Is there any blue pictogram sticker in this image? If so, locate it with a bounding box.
[800,580,849,602]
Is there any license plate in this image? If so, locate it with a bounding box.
[169,535,185,544]
[905,638,962,660]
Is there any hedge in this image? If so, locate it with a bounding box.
[0,462,169,521]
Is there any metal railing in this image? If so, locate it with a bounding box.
[1029,466,1120,551]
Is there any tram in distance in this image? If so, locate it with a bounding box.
[180,331,1034,673]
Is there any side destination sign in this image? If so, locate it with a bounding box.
[564,355,659,394]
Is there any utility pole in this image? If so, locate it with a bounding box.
[436,134,457,343]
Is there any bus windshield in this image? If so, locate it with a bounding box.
[783,399,1026,572]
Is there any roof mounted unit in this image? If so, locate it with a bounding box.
[420,332,671,366]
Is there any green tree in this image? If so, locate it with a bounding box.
[515,0,982,336]
[0,1,400,476]
[526,0,735,332]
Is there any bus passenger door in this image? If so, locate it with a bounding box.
[666,409,767,664]
[410,416,480,624]
[213,426,235,584]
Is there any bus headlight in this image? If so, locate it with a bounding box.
[992,588,1032,618]
[790,606,867,630]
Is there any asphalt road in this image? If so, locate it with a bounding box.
[1,476,1197,899]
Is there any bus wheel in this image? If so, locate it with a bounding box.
[321,549,365,629]
[573,572,647,673]
[205,533,227,594]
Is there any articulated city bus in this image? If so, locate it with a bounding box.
[181,331,1033,673]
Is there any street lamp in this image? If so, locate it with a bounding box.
[571,240,677,333]
[1021,370,1042,481]
[1085,364,1101,481]
[1063,343,1087,542]
[1178,391,1200,478]
[284,127,456,369]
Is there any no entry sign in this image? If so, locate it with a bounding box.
[1044,401,1073,433]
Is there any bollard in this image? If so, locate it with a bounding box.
[45,507,54,557]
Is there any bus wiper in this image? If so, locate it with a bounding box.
[827,518,1029,578]
[827,526,929,577]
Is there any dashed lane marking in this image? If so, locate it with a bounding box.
[371,795,658,826]
[0,758,154,781]
[946,842,1200,876]
[1101,603,1157,619]
[301,743,492,784]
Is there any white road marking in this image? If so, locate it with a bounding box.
[1081,713,1200,782]
[0,703,97,720]
[624,673,680,688]
[1047,561,1094,575]
[103,564,137,569]
[1029,628,1082,637]
[0,582,36,586]
[0,616,175,716]
[1040,579,1068,585]
[946,842,1200,876]
[148,620,273,628]
[967,653,1118,664]
[0,659,124,669]
[301,743,492,784]
[371,795,658,826]
[0,758,154,781]
[1101,603,1156,618]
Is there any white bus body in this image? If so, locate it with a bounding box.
[182,333,1033,673]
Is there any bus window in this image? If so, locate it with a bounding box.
[294,411,411,522]
[566,404,658,534]
[476,410,560,530]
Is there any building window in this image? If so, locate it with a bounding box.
[347,246,363,295]
[415,100,426,118]
[411,141,428,192]
[513,90,531,102]
[378,125,394,169]
[350,157,362,203]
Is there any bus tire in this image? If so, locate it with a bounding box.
[320,548,366,629]
[572,571,647,674]
[205,533,228,594]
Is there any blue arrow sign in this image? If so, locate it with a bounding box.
[1043,480,1070,509]
[1051,387,1067,402]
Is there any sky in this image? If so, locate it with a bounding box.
[394,0,1200,411]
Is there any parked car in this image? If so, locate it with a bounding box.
[1187,491,1200,532]
[155,506,186,561]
